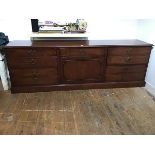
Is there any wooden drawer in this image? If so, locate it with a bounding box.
[107,55,150,65]
[5,48,57,58]
[10,68,58,86]
[60,47,107,58]
[108,47,151,56]
[107,47,151,65]
[106,65,146,74]
[7,56,58,68]
[105,65,146,82]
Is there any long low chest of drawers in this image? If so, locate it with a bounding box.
[4,40,153,93]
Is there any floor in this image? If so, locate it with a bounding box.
[0,87,155,135]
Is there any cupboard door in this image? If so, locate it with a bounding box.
[62,58,105,83]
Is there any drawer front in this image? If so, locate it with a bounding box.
[106,65,146,74]
[10,68,58,86]
[7,56,58,68]
[6,48,57,59]
[107,47,151,65]
[105,65,146,82]
[108,47,151,56]
[5,48,57,58]
[61,47,107,58]
[62,58,104,83]
[107,55,150,65]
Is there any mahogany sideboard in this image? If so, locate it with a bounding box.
[4,40,153,93]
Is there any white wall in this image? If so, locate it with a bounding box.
[0,19,138,40]
[88,19,138,39]
[0,19,31,40]
[137,20,155,96]
[0,0,155,40]
[1,0,155,19]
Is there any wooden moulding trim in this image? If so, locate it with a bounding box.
[11,81,145,93]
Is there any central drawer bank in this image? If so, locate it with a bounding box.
[4,40,153,93]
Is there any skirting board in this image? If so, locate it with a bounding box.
[145,82,155,97]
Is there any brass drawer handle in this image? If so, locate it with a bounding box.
[27,49,36,56]
[32,76,39,80]
[126,56,132,62]
[30,58,36,64]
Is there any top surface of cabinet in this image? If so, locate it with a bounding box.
[4,40,153,48]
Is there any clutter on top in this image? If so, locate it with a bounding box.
[38,19,87,33]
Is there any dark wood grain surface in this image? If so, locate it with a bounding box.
[4,40,153,93]
[4,39,153,48]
